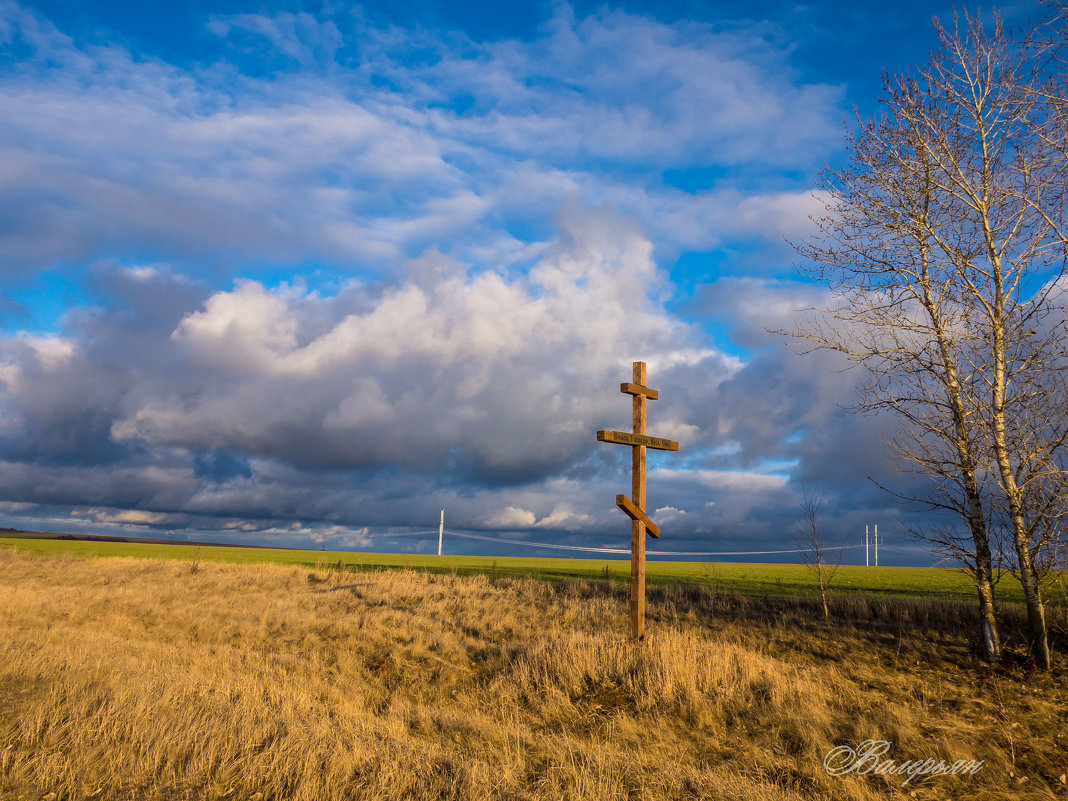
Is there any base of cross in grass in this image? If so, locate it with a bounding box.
[596,361,679,640]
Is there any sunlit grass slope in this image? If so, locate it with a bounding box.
[1,550,1065,800]
[0,534,1043,602]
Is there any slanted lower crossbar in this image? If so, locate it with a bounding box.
[615,494,660,538]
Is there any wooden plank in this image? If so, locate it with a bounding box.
[620,382,659,400]
[596,430,679,451]
[615,494,660,538]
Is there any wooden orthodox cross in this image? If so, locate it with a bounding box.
[596,361,679,640]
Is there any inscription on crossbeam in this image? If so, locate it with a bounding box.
[596,430,679,451]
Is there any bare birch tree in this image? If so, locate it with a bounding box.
[793,488,841,619]
[908,15,1068,669]
[793,13,1068,667]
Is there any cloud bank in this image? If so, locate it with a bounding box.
[0,2,835,278]
[0,2,918,559]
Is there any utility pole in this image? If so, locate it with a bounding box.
[865,524,869,567]
[874,523,878,567]
[438,509,444,556]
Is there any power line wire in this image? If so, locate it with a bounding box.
[446,530,630,554]
[444,529,871,558]
[339,527,929,560]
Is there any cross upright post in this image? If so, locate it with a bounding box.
[596,360,679,640]
[630,361,648,639]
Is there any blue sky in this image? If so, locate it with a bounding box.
[0,0,1047,563]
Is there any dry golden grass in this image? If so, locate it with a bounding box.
[0,550,1065,801]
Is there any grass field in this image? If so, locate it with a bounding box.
[0,549,1065,801]
[1,534,1057,604]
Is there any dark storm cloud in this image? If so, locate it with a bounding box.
[0,244,915,557]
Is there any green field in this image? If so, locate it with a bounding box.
[2,534,1056,604]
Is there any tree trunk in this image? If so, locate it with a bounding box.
[997,471,1051,668]
[818,568,829,619]
[976,568,1000,663]
[990,297,1051,669]
[924,280,1002,663]
[964,464,1000,663]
